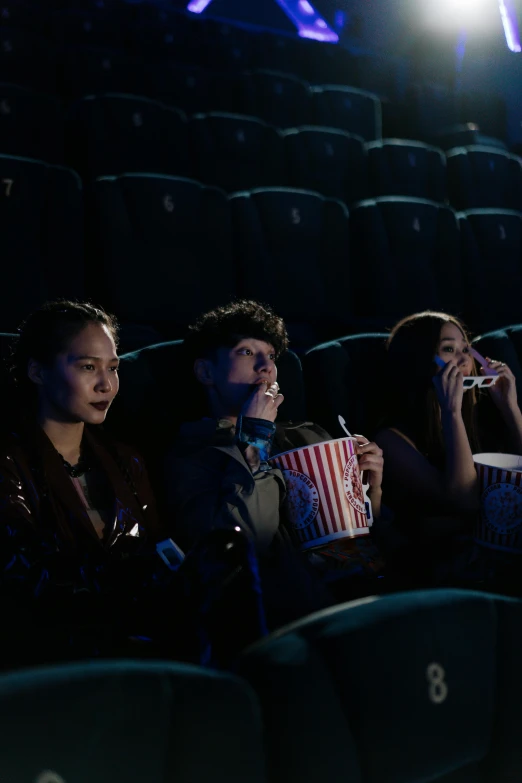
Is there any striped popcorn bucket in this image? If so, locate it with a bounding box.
[473,453,522,552]
[269,437,373,551]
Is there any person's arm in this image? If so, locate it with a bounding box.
[375,427,478,517]
[482,358,522,454]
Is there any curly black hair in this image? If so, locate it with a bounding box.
[184,300,289,363]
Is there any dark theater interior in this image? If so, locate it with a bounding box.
[2,0,522,780]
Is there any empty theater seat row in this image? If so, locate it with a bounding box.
[0,79,383,161]
[0,12,508,147]
[2,590,522,783]
[2,156,522,339]
[2,88,520,210]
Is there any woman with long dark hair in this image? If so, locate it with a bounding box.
[375,311,522,586]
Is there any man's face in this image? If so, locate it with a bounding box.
[203,338,278,417]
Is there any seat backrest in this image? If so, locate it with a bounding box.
[283,125,368,204]
[49,9,123,49]
[242,69,312,129]
[406,82,460,141]
[0,84,64,165]
[0,154,84,330]
[350,196,462,326]
[447,146,522,211]
[458,209,522,332]
[366,139,447,203]
[230,186,351,346]
[91,174,235,332]
[68,93,190,179]
[190,112,286,193]
[59,46,147,102]
[303,333,388,438]
[312,85,382,141]
[240,589,522,783]
[0,660,266,783]
[0,27,55,91]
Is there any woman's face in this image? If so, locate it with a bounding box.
[436,322,474,375]
[33,323,120,425]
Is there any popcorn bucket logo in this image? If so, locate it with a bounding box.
[269,437,372,551]
[343,454,367,515]
[281,469,320,530]
[473,453,522,552]
[482,483,522,534]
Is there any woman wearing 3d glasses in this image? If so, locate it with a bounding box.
[374,311,522,589]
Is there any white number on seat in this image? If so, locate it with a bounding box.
[499,223,507,240]
[2,39,13,53]
[132,112,143,127]
[236,129,245,143]
[426,662,448,704]
[291,207,301,225]
[2,177,13,196]
[325,142,334,156]
[413,217,421,232]
[164,194,174,212]
[0,99,11,115]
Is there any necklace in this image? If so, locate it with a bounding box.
[59,452,90,479]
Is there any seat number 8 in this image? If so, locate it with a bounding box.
[426,662,448,704]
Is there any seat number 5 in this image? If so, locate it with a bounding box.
[426,662,448,704]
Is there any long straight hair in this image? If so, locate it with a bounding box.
[384,311,481,467]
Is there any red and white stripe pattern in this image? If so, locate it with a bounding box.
[271,438,369,548]
[475,462,522,551]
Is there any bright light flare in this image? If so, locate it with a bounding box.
[187,0,212,13]
[499,0,522,51]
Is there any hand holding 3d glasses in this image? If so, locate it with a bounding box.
[434,349,501,392]
[479,355,518,411]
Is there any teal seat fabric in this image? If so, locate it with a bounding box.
[230,187,351,347]
[312,85,382,142]
[303,333,388,438]
[0,660,266,783]
[367,139,447,203]
[283,126,368,205]
[350,197,462,326]
[239,590,522,783]
[459,209,522,332]
[91,174,234,335]
[68,93,190,180]
[0,154,84,332]
[447,147,522,212]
